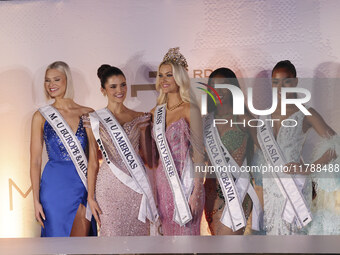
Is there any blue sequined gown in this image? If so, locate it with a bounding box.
[40,119,96,237]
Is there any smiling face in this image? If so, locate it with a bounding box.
[272,67,298,99]
[102,74,127,103]
[158,64,179,94]
[44,68,67,99]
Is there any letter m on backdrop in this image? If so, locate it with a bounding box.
[9,178,32,210]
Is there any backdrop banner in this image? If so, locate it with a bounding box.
[0,0,340,238]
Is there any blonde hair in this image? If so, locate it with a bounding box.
[155,61,198,107]
[44,61,74,99]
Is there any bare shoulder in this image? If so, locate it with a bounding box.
[150,106,156,118]
[31,110,45,132]
[129,109,147,119]
[243,111,255,122]
[77,105,94,115]
[182,102,202,125]
[184,102,200,117]
[241,111,254,132]
[32,110,44,123]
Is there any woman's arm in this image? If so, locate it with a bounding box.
[149,107,160,168]
[30,111,45,228]
[286,107,337,173]
[185,104,205,223]
[84,124,102,226]
[244,113,261,149]
[306,108,336,164]
[139,121,153,168]
[185,104,205,180]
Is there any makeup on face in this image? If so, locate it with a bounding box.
[158,64,179,93]
[104,74,127,102]
[45,69,67,98]
[272,68,297,99]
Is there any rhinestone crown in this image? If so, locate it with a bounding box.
[162,47,188,70]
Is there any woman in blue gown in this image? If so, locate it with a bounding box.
[30,61,97,237]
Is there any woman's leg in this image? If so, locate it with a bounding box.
[70,204,91,236]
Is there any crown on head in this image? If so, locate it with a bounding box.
[162,47,188,70]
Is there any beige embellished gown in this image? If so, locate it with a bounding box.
[83,112,152,236]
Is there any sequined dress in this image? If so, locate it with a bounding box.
[40,118,97,237]
[153,118,205,235]
[204,115,252,235]
[83,112,151,236]
[252,110,312,235]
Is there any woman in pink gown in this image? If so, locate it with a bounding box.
[83,65,155,236]
[151,48,205,235]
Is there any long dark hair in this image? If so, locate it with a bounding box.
[207,67,254,165]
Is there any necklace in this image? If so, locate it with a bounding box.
[167,100,184,111]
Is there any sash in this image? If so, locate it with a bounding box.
[39,105,92,220]
[203,113,246,231]
[153,104,193,226]
[204,113,263,231]
[89,109,158,223]
[257,114,312,228]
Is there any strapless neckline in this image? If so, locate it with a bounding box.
[166,117,189,133]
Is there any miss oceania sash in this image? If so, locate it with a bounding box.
[154,104,193,226]
[204,113,245,231]
[39,105,92,220]
[89,109,158,223]
[257,115,312,228]
[204,113,263,231]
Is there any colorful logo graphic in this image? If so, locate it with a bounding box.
[196,82,223,106]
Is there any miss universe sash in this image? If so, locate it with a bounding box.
[153,104,193,226]
[257,115,312,228]
[39,105,92,220]
[89,109,158,223]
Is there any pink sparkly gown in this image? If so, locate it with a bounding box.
[83,113,152,236]
[154,118,205,235]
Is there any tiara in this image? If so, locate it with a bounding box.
[162,47,188,70]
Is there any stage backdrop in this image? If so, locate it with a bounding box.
[0,0,340,237]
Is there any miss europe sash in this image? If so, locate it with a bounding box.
[257,115,312,228]
[39,105,92,220]
[89,109,158,223]
[153,104,193,226]
[204,113,263,231]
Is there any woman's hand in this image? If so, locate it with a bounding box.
[88,197,102,227]
[34,200,45,228]
[189,183,205,224]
